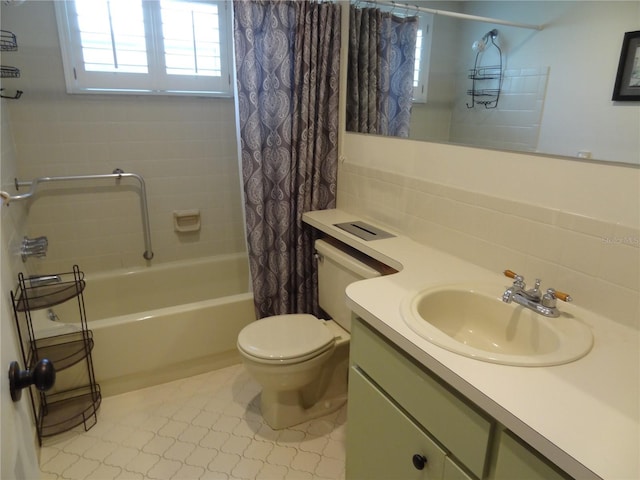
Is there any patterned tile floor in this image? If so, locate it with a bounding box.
[39,364,347,480]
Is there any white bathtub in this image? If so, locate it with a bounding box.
[35,254,256,396]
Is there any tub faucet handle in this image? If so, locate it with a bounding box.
[21,235,48,262]
[22,235,47,247]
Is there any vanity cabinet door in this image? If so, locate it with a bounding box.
[444,458,474,480]
[492,430,572,480]
[350,317,492,478]
[346,367,447,480]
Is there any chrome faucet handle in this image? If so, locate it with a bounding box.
[543,288,572,304]
[503,269,525,288]
[541,289,556,308]
[22,235,48,248]
[21,235,49,261]
[22,235,48,246]
[541,288,573,309]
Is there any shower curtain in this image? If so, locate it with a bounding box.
[233,1,341,319]
[347,5,418,138]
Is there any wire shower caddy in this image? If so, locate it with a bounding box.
[466,30,503,109]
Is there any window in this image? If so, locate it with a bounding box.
[55,0,233,96]
[412,13,433,103]
[373,4,433,104]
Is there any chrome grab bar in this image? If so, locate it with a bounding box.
[8,170,154,260]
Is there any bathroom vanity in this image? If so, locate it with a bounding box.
[348,317,569,479]
[303,209,639,480]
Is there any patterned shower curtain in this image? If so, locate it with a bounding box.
[347,5,417,138]
[347,7,381,133]
[233,1,341,319]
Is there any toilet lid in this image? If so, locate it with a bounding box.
[238,314,334,362]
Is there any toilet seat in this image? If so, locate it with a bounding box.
[238,314,335,365]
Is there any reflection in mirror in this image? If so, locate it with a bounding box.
[346,1,640,165]
[347,6,419,137]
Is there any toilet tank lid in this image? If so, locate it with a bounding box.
[238,314,334,360]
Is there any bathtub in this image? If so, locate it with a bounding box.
[34,254,256,396]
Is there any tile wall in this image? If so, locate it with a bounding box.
[337,158,640,329]
[3,1,246,274]
[39,364,346,480]
[450,67,549,153]
[8,95,246,274]
[1,100,42,480]
[2,99,28,277]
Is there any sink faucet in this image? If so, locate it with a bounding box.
[502,269,572,318]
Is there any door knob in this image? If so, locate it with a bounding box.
[9,359,56,402]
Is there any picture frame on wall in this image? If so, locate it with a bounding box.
[612,30,640,101]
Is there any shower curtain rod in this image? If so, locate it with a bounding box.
[361,0,544,31]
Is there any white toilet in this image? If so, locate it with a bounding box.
[237,239,381,429]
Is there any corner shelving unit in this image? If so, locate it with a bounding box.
[11,265,101,444]
[1,29,23,99]
[1,29,18,51]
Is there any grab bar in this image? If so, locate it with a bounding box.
[6,170,154,260]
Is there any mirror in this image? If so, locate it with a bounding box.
[347,1,640,166]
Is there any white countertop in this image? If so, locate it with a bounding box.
[304,209,639,480]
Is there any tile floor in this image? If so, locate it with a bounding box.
[39,364,347,480]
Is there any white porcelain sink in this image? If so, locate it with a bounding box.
[400,285,593,366]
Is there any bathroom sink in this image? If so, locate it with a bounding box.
[400,285,593,366]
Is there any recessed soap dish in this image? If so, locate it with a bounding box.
[334,221,395,241]
[173,209,201,233]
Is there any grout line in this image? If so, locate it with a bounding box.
[39,364,346,480]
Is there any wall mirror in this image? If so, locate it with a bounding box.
[346,1,640,166]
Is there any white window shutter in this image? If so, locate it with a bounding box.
[55,0,232,96]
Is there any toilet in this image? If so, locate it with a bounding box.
[237,239,381,429]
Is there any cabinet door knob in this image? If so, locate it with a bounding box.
[412,453,427,470]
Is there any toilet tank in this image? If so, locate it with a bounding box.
[315,239,382,332]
